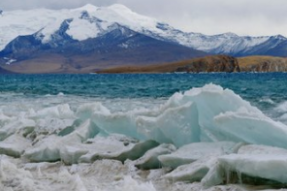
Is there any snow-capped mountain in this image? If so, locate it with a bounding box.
[0,4,167,50]
[0,20,206,73]
[0,3,287,73]
[0,4,286,55]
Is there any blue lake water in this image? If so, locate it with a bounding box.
[1,73,287,123]
[1,73,287,103]
[0,73,286,98]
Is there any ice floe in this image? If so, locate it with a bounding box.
[1,84,287,190]
[158,142,239,168]
[134,144,176,170]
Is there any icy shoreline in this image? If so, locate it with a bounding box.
[1,84,287,190]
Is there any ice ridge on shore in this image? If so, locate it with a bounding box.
[1,84,287,190]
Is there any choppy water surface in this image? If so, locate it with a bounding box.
[0,73,287,120]
[0,73,286,99]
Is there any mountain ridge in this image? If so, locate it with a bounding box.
[1,4,287,73]
[1,4,287,55]
[0,24,207,73]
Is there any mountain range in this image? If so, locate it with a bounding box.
[0,4,287,73]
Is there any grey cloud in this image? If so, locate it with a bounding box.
[115,0,287,36]
[0,0,117,10]
[0,0,286,36]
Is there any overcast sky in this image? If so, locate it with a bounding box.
[0,0,286,37]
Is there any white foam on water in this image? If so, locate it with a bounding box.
[259,97,275,105]
[275,101,287,113]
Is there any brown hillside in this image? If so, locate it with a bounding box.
[3,55,287,74]
[98,55,240,73]
[238,56,287,72]
[0,66,14,74]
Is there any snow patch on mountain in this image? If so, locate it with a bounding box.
[0,4,161,50]
[66,17,101,41]
[74,4,99,12]
[0,4,286,55]
[186,33,271,53]
[3,57,17,65]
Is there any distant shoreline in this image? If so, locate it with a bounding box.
[97,55,287,74]
[1,55,287,74]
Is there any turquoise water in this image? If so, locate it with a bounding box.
[0,73,286,96]
[1,73,287,121]
[0,73,287,104]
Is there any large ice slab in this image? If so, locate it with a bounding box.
[78,84,287,150]
[91,101,200,146]
[136,102,200,147]
[238,144,287,155]
[219,154,287,184]
[164,157,217,182]
[0,117,35,141]
[79,138,159,163]
[175,84,262,142]
[134,143,176,169]
[23,135,64,162]
[78,134,136,163]
[214,108,287,148]
[24,120,158,164]
[201,145,287,188]
[158,142,238,168]
[31,104,75,134]
[23,120,97,162]
[0,134,31,158]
